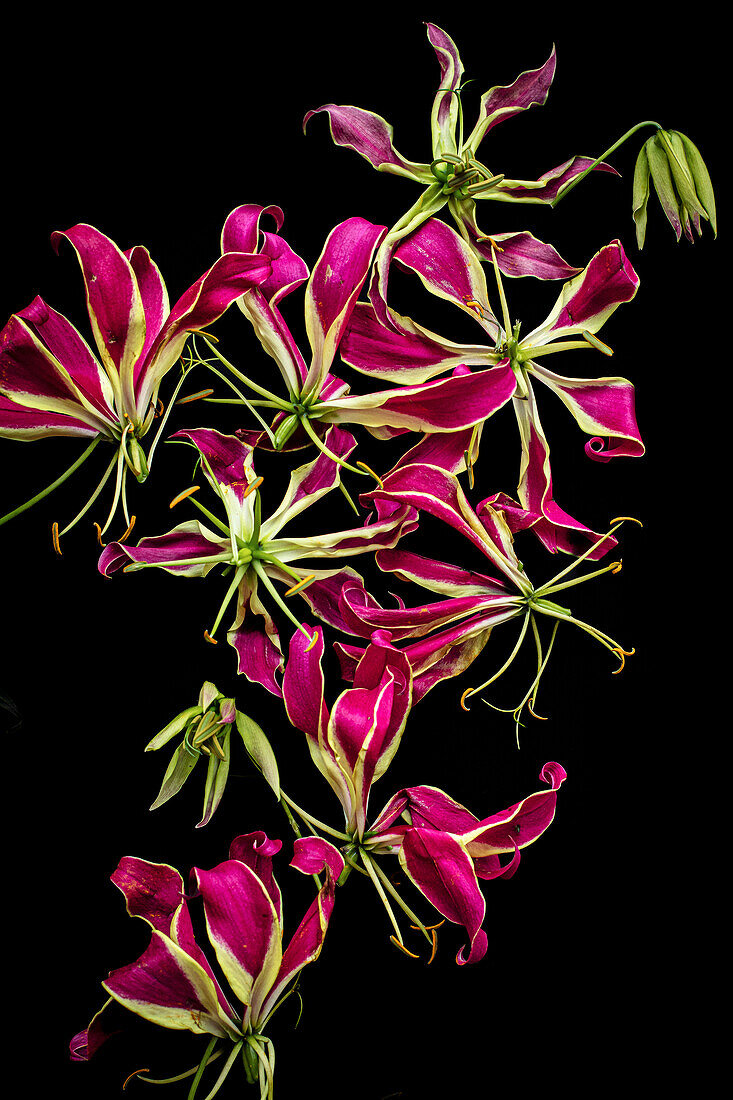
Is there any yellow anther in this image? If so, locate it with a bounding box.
[609,516,643,527]
[120,516,137,542]
[204,630,218,645]
[243,475,264,498]
[305,631,319,652]
[51,521,62,556]
[410,919,446,932]
[192,328,218,342]
[284,574,316,597]
[427,928,438,965]
[93,522,107,548]
[177,388,216,405]
[169,485,200,508]
[527,699,548,721]
[476,235,505,253]
[123,1068,150,1090]
[610,560,623,574]
[582,330,614,356]
[355,461,384,488]
[389,935,420,959]
[460,688,473,712]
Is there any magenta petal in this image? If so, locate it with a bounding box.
[98,524,224,576]
[399,828,488,964]
[303,103,429,179]
[229,832,283,925]
[468,229,581,280]
[290,835,345,882]
[282,625,329,739]
[471,46,556,142]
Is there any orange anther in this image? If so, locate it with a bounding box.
[284,574,315,597]
[177,388,216,405]
[356,461,384,488]
[51,522,62,556]
[389,935,420,959]
[610,560,623,574]
[93,522,107,547]
[427,928,438,965]
[527,699,548,721]
[204,630,218,645]
[120,516,137,542]
[123,1067,150,1090]
[243,475,264,499]
[460,688,473,712]
[169,485,200,509]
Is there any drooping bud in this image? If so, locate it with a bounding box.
[633,129,716,248]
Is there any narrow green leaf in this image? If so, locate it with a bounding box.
[236,712,280,799]
[149,742,199,810]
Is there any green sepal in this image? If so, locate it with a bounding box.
[236,711,280,799]
[661,131,707,221]
[647,134,683,237]
[146,706,202,751]
[149,740,200,811]
[675,130,717,236]
[632,141,651,248]
[197,726,231,828]
[199,681,224,711]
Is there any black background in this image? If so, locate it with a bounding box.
[1,7,723,1098]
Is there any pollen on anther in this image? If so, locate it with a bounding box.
[305,631,319,652]
[243,475,264,499]
[389,935,420,959]
[356,461,384,488]
[610,560,623,574]
[93,522,107,547]
[284,574,316,597]
[178,388,215,405]
[204,630,218,645]
[460,688,473,712]
[51,521,62,556]
[170,485,200,508]
[123,1068,150,1090]
[120,516,136,542]
[427,928,438,965]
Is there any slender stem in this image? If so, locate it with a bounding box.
[489,243,512,340]
[540,560,621,597]
[199,1040,243,1100]
[185,494,234,538]
[186,1038,219,1100]
[298,413,368,479]
[279,789,350,840]
[0,436,101,528]
[208,564,247,639]
[535,521,627,595]
[359,849,404,943]
[551,120,662,207]
[252,559,315,645]
[56,447,120,537]
[98,436,127,536]
[138,1051,223,1085]
[201,337,292,411]
[146,364,196,469]
[200,362,278,445]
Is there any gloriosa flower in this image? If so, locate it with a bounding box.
[71,832,344,1100]
[0,224,270,546]
[304,23,616,324]
[201,204,514,460]
[98,427,417,694]
[282,626,565,964]
[342,219,643,544]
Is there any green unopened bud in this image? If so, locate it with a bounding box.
[273,413,299,450]
[125,436,149,483]
[633,129,717,248]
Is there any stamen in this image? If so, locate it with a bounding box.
[154,398,165,417]
[119,516,136,542]
[611,560,623,574]
[428,928,438,965]
[178,388,216,405]
[243,476,264,499]
[460,688,473,712]
[305,632,319,652]
[283,574,316,597]
[170,485,201,508]
[464,451,475,489]
[204,630,218,645]
[51,521,62,556]
[582,330,614,356]
[609,516,643,527]
[123,1067,150,1090]
[611,646,636,674]
[93,522,107,547]
[411,919,446,931]
[527,698,548,720]
[191,329,219,343]
[476,235,505,252]
[355,461,384,488]
[389,935,420,959]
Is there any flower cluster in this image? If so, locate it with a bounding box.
[0,21,715,1099]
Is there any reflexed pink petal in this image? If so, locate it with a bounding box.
[301,218,386,397]
[399,828,488,964]
[126,245,169,388]
[228,572,284,697]
[376,547,509,597]
[304,104,431,180]
[193,859,281,1019]
[103,930,238,1037]
[461,762,567,857]
[98,521,227,577]
[0,393,100,439]
[229,833,283,926]
[496,155,618,204]
[465,47,557,150]
[463,225,581,280]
